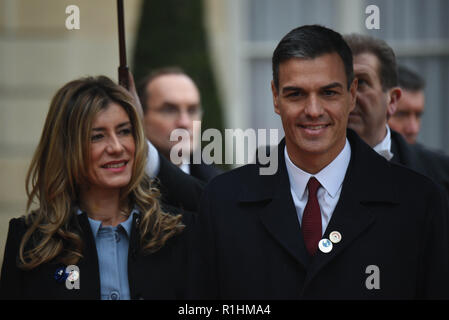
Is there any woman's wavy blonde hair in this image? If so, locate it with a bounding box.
[20,76,184,270]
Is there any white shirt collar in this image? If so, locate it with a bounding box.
[284,139,351,200]
[373,125,394,161]
[179,163,191,175]
[146,140,161,178]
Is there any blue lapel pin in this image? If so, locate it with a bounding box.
[54,266,68,283]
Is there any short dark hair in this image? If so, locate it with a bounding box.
[344,34,397,91]
[272,25,354,90]
[137,66,187,113]
[397,64,425,92]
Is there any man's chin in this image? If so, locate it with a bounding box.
[347,120,361,132]
[406,136,417,144]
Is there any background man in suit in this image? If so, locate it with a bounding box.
[191,25,449,299]
[344,34,449,200]
[126,71,205,212]
[145,140,204,211]
[388,64,426,144]
[138,67,222,183]
[343,34,401,159]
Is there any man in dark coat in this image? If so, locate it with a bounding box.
[190,25,449,299]
[344,34,449,200]
[390,130,449,198]
[128,71,205,212]
[147,140,205,212]
[138,67,222,183]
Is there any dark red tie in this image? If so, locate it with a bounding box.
[302,177,322,256]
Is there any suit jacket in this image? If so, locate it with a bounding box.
[391,130,449,200]
[191,129,449,299]
[156,154,205,212]
[190,162,223,183]
[0,206,194,300]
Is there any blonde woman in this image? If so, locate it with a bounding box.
[0,76,193,299]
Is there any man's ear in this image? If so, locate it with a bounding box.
[348,78,358,113]
[271,80,280,115]
[387,87,402,117]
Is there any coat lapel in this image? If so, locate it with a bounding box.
[391,129,415,167]
[302,180,376,291]
[302,130,398,291]
[240,139,310,269]
[258,189,311,269]
[75,212,101,299]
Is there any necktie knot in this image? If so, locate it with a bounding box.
[307,177,321,196]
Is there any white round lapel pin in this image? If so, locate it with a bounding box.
[329,231,342,244]
[318,238,333,253]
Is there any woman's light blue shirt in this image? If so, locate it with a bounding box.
[77,208,138,300]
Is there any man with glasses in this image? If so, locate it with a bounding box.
[138,67,222,182]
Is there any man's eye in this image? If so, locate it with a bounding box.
[188,108,201,116]
[358,79,367,86]
[287,91,302,98]
[161,106,178,114]
[393,111,408,118]
[323,90,337,96]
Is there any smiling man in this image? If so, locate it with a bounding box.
[272,53,356,174]
[191,25,449,299]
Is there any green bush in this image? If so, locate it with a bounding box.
[133,0,226,168]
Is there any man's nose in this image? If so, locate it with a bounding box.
[304,95,324,117]
[405,116,420,135]
[176,110,192,128]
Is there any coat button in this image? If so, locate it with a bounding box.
[110,291,120,300]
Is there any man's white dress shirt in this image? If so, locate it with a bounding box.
[373,125,394,161]
[284,139,351,235]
